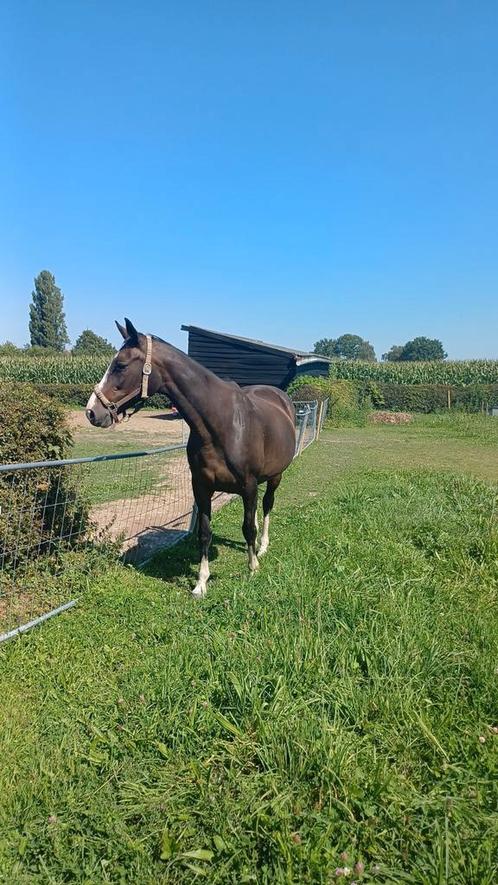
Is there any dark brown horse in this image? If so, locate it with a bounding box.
[86,319,296,596]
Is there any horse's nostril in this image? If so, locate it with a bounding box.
[86,409,95,424]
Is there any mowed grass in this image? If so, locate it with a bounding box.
[295,414,498,497]
[0,416,497,883]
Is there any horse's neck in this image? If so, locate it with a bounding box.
[154,340,228,442]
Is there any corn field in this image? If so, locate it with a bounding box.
[2,354,497,387]
[0,355,109,384]
[328,359,498,386]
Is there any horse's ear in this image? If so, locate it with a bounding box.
[115,320,127,339]
[124,317,139,344]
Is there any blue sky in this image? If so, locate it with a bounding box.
[1,1,497,359]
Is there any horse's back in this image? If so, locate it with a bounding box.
[244,384,295,423]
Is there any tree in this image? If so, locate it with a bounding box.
[313,338,337,358]
[29,270,69,351]
[399,337,447,361]
[0,341,20,355]
[313,333,376,361]
[382,345,404,362]
[73,329,115,356]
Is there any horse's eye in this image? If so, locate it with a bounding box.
[114,363,125,374]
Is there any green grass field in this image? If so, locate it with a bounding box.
[0,415,497,883]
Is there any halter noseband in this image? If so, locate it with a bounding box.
[93,334,153,424]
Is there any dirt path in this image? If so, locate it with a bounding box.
[69,408,186,447]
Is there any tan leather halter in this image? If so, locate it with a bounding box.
[93,334,153,423]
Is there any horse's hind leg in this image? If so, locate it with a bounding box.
[242,479,259,573]
[192,481,212,598]
[259,474,281,556]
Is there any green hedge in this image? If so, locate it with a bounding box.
[288,378,330,402]
[19,378,497,416]
[288,376,369,425]
[26,384,171,409]
[369,383,498,413]
[0,384,89,567]
[290,375,498,415]
[32,384,93,406]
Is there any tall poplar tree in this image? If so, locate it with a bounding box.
[29,270,69,351]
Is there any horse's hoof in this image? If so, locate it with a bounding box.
[192,585,207,598]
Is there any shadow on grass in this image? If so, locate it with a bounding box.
[137,532,245,586]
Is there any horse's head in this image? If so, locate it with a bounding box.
[85,318,157,427]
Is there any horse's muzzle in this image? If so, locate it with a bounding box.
[86,408,113,428]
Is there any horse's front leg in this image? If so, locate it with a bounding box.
[242,479,259,574]
[192,482,212,598]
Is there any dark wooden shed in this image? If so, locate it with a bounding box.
[181,325,331,389]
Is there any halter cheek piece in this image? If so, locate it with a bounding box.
[93,334,153,424]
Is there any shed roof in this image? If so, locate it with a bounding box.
[181,325,332,365]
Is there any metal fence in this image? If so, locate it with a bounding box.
[0,400,328,642]
[294,398,329,454]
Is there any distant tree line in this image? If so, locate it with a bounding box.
[382,337,447,362]
[313,334,376,361]
[313,333,447,362]
[72,329,115,356]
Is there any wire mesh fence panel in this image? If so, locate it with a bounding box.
[303,403,318,449]
[87,447,193,562]
[1,465,85,639]
[294,401,319,453]
[0,445,192,640]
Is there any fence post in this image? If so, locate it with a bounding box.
[297,409,309,455]
[316,401,324,438]
[320,398,329,431]
[447,387,451,410]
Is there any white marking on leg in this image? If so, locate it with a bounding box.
[258,514,270,556]
[248,545,259,573]
[192,555,210,598]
